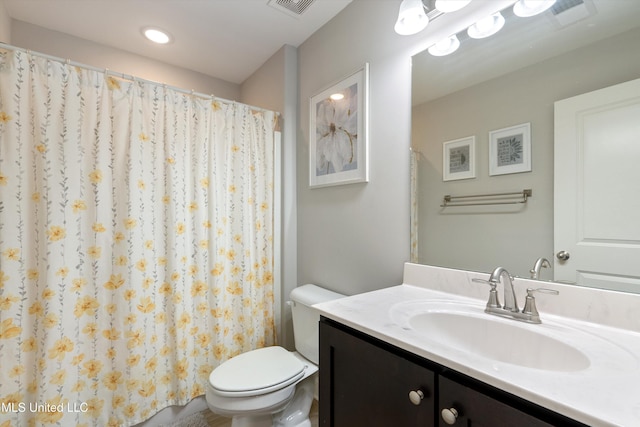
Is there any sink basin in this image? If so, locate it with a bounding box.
[409,309,590,372]
[390,300,592,372]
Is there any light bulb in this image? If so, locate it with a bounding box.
[513,0,556,17]
[467,12,505,39]
[395,0,429,35]
[428,35,460,56]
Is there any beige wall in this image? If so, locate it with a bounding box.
[297,0,414,296]
[412,27,640,277]
[241,45,286,113]
[241,44,299,349]
[294,0,512,296]
[10,20,240,100]
[0,0,10,43]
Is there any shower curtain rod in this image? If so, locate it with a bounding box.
[0,42,280,116]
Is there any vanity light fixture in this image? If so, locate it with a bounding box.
[434,0,472,13]
[513,0,557,17]
[394,0,429,35]
[143,27,172,44]
[427,0,555,57]
[467,12,505,39]
[428,34,461,56]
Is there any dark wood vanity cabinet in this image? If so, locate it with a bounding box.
[439,376,557,427]
[319,316,435,426]
[319,317,587,427]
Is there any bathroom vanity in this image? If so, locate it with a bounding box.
[315,263,640,427]
[320,317,581,426]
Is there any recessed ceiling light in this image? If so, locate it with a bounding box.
[143,27,172,44]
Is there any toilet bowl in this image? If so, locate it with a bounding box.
[205,284,344,427]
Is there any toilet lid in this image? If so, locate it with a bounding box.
[209,346,306,397]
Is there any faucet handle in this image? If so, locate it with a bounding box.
[522,288,559,319]
[472,278,501,309]
[529,287,559,296]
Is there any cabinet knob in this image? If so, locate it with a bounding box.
[408,390,424,405]
[441,407,459,425]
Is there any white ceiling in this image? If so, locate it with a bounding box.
[3,0,353,84]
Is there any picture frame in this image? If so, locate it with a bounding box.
[443,136,476,181]
[489,122,531,176]
[309,63,369,188]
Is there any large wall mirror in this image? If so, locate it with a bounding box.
[411,0,640,291]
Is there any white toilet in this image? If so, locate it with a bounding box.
[205,284,344,427]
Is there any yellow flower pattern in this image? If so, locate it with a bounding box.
[0,50,276,426]
[89,169,103,183]
[0,318,22,339]
[73,199,87,213]
[2,247,19,261]
[47,225,66,241]
[0,110,12,122]
[106,76,121,90]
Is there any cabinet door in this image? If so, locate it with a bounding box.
[320,319,435,427]
[439,376,557,427]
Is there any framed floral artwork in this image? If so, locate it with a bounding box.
[443,136,476,181]
[309,63,369,188]
[489,122,532,176]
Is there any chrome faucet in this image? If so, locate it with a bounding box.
[530,257,551,280]
[488,266,518,313]
[473,266,559,324]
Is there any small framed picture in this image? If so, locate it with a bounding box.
[489,123,531,176]
[309,64,369,188]
[443,136,476,181]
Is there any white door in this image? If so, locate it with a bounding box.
[554,78,640,292]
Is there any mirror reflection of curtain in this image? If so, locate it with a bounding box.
[410,149,419,263]
[0,48,276,425]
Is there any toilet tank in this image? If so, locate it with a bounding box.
[290,284,345,365]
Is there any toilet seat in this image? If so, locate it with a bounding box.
[209,346,306,397]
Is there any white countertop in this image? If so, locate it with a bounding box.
[314,263,640,427]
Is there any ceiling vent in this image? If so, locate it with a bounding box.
[551,0,585,15]
[267,0,317,17]
[547,0,595,28]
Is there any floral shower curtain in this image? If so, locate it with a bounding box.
[0,48,276,426]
